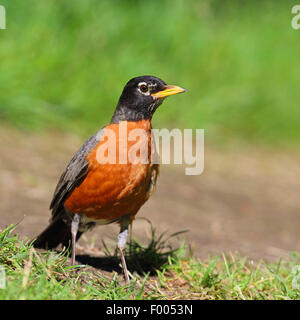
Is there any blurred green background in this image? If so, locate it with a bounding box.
[0,0,299,146]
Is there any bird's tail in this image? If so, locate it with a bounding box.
[33,216,82,250]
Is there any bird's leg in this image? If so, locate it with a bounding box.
[129,221,133,252]
[118,228,129,284]
[118,214,131,284]
[71,214,80,266]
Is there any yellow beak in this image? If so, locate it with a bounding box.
[151,85,186,99]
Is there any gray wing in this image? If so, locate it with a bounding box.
[50,129,103,218]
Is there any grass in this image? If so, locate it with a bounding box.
[0,0,300,147]
[0,224,299,300]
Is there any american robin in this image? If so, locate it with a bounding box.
[33,75,185,283]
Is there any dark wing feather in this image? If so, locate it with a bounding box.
[50,129,103,218]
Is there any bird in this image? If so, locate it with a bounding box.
[33,75,185,283]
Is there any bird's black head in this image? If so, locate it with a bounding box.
[111,75,185,123]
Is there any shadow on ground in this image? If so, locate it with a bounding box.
[76,226,185,275]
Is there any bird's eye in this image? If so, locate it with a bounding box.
[138,83,149,94]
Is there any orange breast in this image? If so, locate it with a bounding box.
[64,120,158,221]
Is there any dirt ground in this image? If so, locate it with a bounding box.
[0,125,299,264]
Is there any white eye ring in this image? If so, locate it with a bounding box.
[138,82,150,95]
